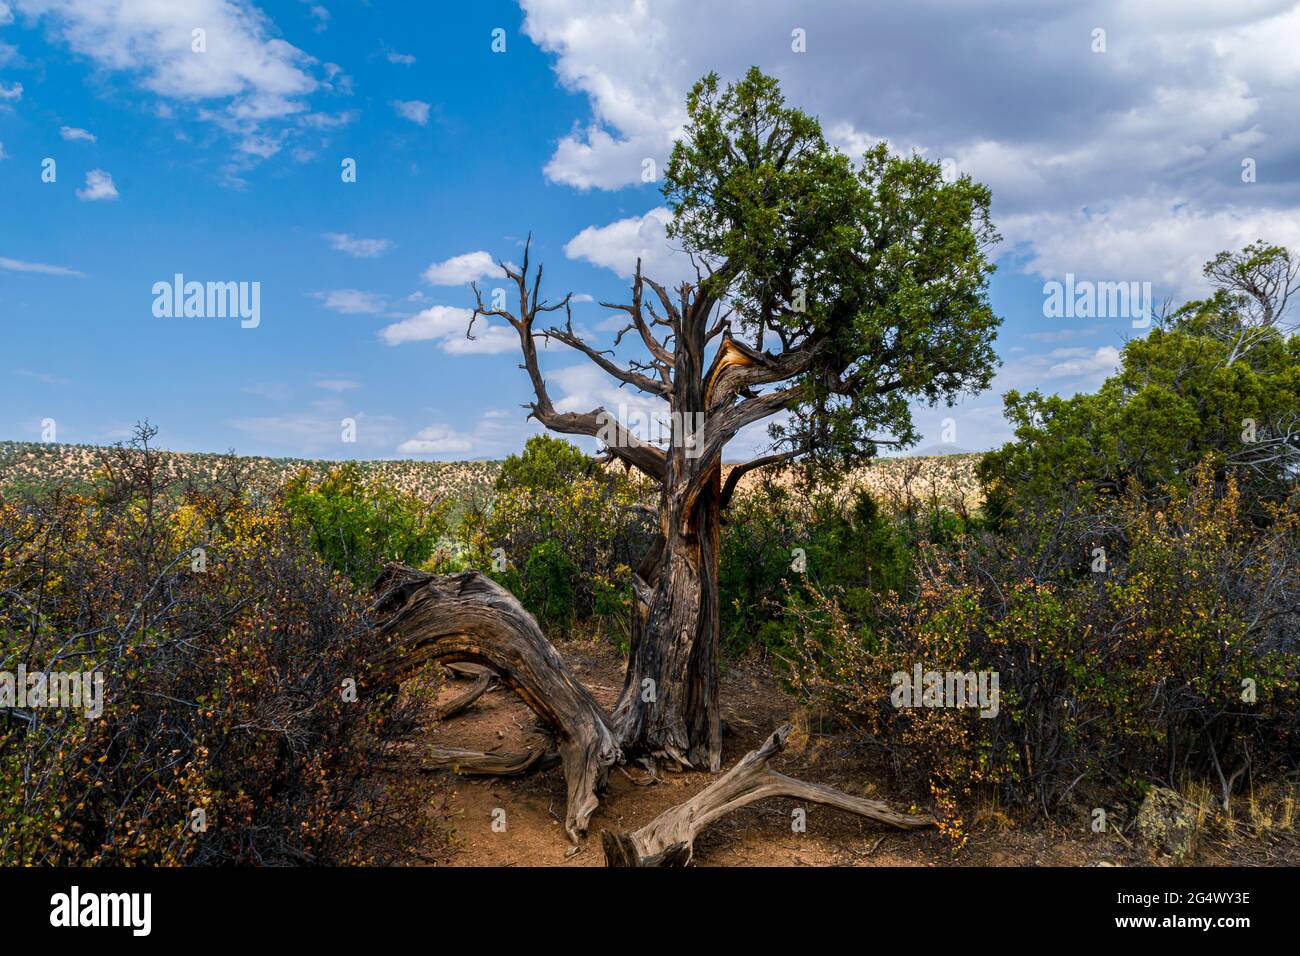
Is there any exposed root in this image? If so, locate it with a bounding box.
[601,723,935,866]
[433,668,494,720]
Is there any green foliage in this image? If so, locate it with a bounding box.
[0,428,431,865]
[460,438,653,642]
[282,463,450,587]
[792,464,1300,838]
[518,540,578,632]
[720,479,911,658]
[666,67,1003,469]
[980,243,1300,517]
[496,434,599,493]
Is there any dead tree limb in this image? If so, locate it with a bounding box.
[375,742,560,776]
[369,566,621,841]
[601,723,935,866]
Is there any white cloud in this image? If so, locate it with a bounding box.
[311,289,386,314]
[546,362,670,443]
[75,168,117,201]
[391,98,430,125]
[228,411,396,454]
[323,232,394,258]
[59,125,95,142]
[397,423,473,455]
[387,51,416,65]
[379,305,517,354]
[0,141,8,160]
[315,378,359,391]
[379,305,469,344]
[0,81,21,101]
[13,0,336,164]
[0,3,13,25]
[14,368,72,386]
[443,321,518,354]
[242,382,291,401]
[396,410,544,459]
[0,255,86,277]
[1047,345,1122,379]
[423,250,497,285]
[522,0,1300,295]
[1004,199,1300,300]
[563,206,692,284]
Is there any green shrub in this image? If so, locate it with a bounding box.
[282,462,450,587]
[720,479,911,659]
[495,434,599,493]
[979,243,1300,519]
[458,438,653,642]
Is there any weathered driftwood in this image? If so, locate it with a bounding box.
[377,742,560,776]
[370,566,621,841]
[601,723,935,866]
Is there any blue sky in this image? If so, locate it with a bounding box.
[3,1,1299,461]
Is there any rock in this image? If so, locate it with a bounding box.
[1136,787,1196,861]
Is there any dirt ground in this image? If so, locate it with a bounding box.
[393,639,1297,868]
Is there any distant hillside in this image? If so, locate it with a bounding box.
[726,452,984,511]
[1,440,984,513]
[0,441,501,510]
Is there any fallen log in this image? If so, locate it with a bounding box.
[370,566,621,841]
[375,742,560,776]
[601,723,935,866]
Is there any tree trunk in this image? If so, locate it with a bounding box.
[369,566,620,841]
[613,458,724,771]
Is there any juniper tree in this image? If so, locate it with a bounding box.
[471,67,1001,769]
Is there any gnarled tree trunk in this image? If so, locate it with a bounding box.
[369,566,620,841]
[613,458,723,771]
[610,299,728,772]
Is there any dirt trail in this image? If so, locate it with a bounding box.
[400,640,1281,867]
[412,641,906,866]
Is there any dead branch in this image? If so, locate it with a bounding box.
[601,723,934,866]
[376,742,560,776]
[433,668,494,720]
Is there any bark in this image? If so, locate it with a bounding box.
[369,566,620,841]
[613,461,723,770]
[601,723,935,866]
[376,742,560,776]
[612,289,726,771]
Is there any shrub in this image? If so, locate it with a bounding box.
[458,438,653,641]
[282,462,450,587]
[719,477,911,659]
[979,243,1300,519]
[495,434,599,493]
[0,428,430,865]
[791,463,1300,843]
